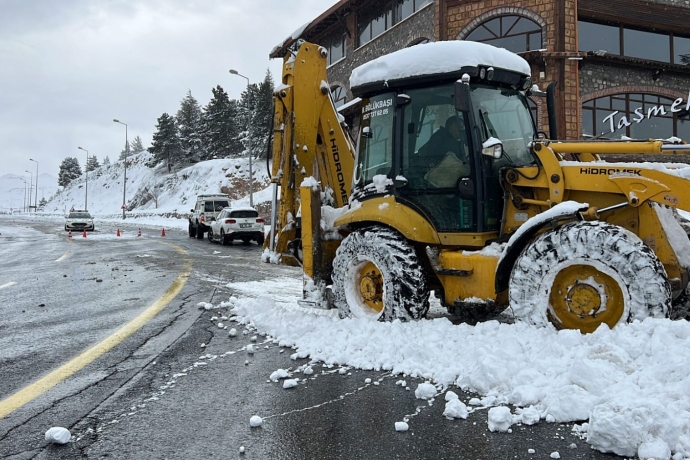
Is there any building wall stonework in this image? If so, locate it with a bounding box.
[324,4,436,99]
[580,64,690,102]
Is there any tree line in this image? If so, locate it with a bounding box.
[58,70,275,186]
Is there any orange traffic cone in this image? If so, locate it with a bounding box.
[161,228,166,237]
[68,230,72,238]
[82,229,87,238]
[137,228,141,237]
[116,229,121,237]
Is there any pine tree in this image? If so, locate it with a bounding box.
[38,197,47,209]
[118,141,130,161]
[176,90,204,162]
[86,155,100,172]
[201,85,242,160]
[147,112,181,171]
[130,136,145,154]
[102,156,111,166]
[58,157,82,187]
[253,69,275,159]
[238,70,274,160]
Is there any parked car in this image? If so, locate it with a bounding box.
[188,194,231,239]
[65,210,94,232]
[208,207,264,245]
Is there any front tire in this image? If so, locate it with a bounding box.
[188,222,195,237]
[220,229,227,246]
[207,228,214,242]
[509,221,670,333]
[332,227,429,321]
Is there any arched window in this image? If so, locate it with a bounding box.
[582,93,690,140]
[331,86,347,108]
[466,15,542,53]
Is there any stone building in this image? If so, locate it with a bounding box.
[270,0,690,141]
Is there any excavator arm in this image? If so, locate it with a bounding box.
[265,41,355,291]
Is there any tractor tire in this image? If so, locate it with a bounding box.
[509,221,670,333]
[196,223,204,240]
[188,222,195,237]
[332,226,429,321]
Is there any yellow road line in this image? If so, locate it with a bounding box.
[55,251,71,262]
[0,245,192,419]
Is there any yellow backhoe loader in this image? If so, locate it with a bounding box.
[265,39,690,333]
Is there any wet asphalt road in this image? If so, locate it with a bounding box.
[0,216,621,460]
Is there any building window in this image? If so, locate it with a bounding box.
[358,0,432,47]
[582,93,690,140]
[331,86,347,108]
[465,15,542,53]
[579,20,690,65]
[326,33,346,66]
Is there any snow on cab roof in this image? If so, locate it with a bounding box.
[349,40,531,89]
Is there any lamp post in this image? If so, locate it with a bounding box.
[229,69,253,207]
[29,158,38,212]
[19,179,27,212]
[78,146,89,210]
[113,119,128,219]
[24,170,33,212]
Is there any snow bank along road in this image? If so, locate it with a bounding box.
[0,216,685,460]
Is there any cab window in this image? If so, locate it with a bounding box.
[356,92,396,188]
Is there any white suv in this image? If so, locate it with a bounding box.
[208,207,264,245]
[188,194,231,239]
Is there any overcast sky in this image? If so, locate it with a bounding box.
[1,0,335,180]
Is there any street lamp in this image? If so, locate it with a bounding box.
[24,170,33,212]
[113,119,128,219]
[229,69,253,207]
[29,158,38,212]
[19,179,27,212]
[78,146,88,210]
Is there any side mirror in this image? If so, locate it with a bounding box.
[394,176,408,188]
[190,209,194,213]
[362,126,372,139]
[482,138,504,159]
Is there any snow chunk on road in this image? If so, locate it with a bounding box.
[488,407,513,432]
[443,399,468,419]
[45,427,71,444]
[283,378,299,389]
[414,382,436,400]
[270,369,290,382]
[395,421,409,432]
[249,415,263,427]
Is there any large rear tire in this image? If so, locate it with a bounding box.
[509,221,670,333]
[332,227,429,321]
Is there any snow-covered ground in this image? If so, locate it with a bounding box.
[218,278,690,460]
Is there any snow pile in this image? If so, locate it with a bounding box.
[225,280,690,458]
[350,40,531,89]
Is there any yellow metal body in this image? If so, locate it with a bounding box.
[267,41,355,271]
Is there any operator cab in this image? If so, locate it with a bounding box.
[350,41,537,235]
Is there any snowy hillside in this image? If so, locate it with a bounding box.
[0,173,59,213]
[44,152,271,219]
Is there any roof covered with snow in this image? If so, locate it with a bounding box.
[349,40,531,91]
